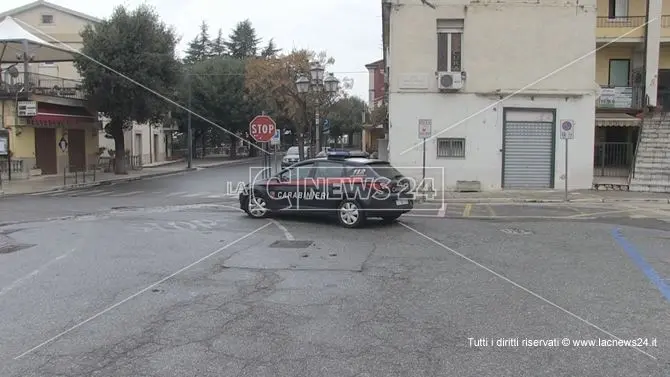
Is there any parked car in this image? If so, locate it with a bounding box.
[281,146,310,168]
[316,148,369,158]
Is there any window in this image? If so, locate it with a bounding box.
[437,19,463,72]
[313,161,344,178]
[40,62,55,66]
[609,59,630,87]
[608,0,629,18]
[279,163,314,181]
[41,14,53,24]
[437,138,465,158]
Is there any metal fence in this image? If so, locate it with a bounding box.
[593,142,634,177]
[0,72,85,100]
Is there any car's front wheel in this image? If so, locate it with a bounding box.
[245,195,270,218]
[337,200,366,228]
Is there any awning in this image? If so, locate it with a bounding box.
[595,112,642,127]
[26,102,96,127]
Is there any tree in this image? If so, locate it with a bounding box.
[184,21,211,63]
[174,57,256,158]
[209,28,226,57]
[226,19,261,59]
[245,49,338,161]
[75,4,180,174]
[260,38,280,58]
[326,96,367,146]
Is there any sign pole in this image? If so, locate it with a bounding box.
[564,138,568,202]
[422,138,426,182]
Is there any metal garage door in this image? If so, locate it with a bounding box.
[503,110,555,189]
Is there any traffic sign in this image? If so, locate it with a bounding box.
[418,119,432,139]
[560,119,574,140]
[270,129,280,145]
[249,115,277,143]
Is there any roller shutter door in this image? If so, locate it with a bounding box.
[503,115,555,189]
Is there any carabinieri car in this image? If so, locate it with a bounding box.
[239,151,415,228]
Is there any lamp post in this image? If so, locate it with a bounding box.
[295,62,339,155]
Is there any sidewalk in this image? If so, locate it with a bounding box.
[421,189,670,204]
[0,156,262,196]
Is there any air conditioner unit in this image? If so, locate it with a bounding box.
[437,72,463,91]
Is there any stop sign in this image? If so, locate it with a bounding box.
[249,115,277,143]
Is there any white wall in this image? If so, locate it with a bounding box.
[389,93,595,191]
[387,0,597,191]
[98,122,167,164]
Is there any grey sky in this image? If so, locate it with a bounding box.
[3,0,381,101]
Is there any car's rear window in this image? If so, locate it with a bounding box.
[286,147,299,155]
[366,162,404,179]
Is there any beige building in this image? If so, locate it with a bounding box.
[0,0,173,174]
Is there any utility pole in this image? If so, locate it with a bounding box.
[187,74,193,169]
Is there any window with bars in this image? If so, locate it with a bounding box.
[41,14,54,24]
[436,138,465,158]
[437,19,463,72]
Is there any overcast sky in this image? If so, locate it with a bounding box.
[3,0,381,101]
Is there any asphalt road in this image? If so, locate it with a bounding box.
[0,163,669,376]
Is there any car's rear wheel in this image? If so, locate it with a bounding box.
[337,200,366,228]
[246,195,270,218]
[381,214,402,224]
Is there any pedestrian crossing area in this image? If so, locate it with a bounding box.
[30,189,240,200]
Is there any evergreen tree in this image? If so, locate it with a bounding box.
[260,38,280,58]
[209,28,226,56]
[225,19,261,59]
[183,21,211,64]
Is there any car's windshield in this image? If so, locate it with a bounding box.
[286,147,300,155]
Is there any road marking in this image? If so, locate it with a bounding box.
[89,191,113,197]
[437,203,447,217]
[165,192,187,197]
[270,219,295,240]
[462,203,472,217]
[110,191,144,197]
[564,209,635,218]
[398,222,657,360]
[183,192,209,198]
[14,222,272,360]
[79,189,105,195]
[0,248,77,297]
[47,191,70,197]
[207,195,224,198]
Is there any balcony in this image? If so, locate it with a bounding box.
[0,72,86,104]
[596,15,670,40]
[596,86,644,110]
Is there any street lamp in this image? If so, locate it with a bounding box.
[295,62,340,154]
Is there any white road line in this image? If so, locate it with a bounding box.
[13,222,271,360]
[47,192,70,197]
[110,191,144,197]
[183,192,209,198]
[269,219,295,240]
[89,191,113,197]
[76,189,105,195]
[165,191,187,197]
[398,221,657,360]
[0,248,77,297]
[28,191,52,196]
[206,195,223,198]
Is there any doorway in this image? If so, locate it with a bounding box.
[153,133,159,162]
[68,129,86,171]
[34,128,57,174]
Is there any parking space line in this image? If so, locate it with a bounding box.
[398,222,657,360]
[462,203,472,217]
[110,191,144,197]
[565,209,634,218]
[269,219,295,240]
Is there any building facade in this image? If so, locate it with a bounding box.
[594,0,670,192]
[362,59,386,154]
[384,0,597,191]
[0,0,171,181]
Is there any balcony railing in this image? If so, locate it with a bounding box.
[597,15,670,27]
[0,72,85,100]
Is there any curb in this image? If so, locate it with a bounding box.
[195,157,263,168]
[0,168,197,198]
[420,197,670,204]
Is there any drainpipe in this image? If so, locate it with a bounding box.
[642,0,650,109]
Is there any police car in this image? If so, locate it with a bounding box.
[239,151,414,228]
